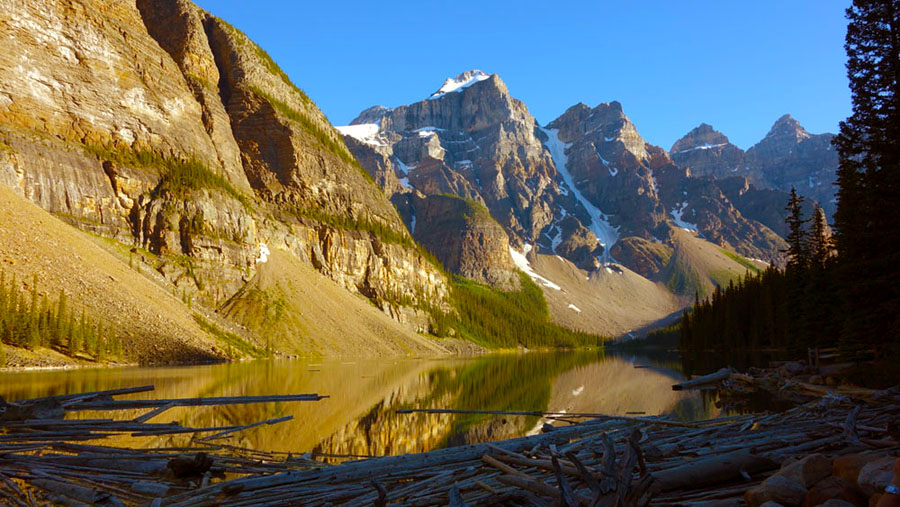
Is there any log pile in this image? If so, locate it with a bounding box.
[0,381,898,505]
[0,386,329,505]
[673,358,886,413]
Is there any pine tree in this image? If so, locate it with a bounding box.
[832,0,900,352]
[54,290,67,347]
[784,188,809,272]
[808,206,832,269]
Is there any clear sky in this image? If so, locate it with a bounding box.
[193,1,851,150]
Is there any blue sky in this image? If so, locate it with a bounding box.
[194,1,850,150]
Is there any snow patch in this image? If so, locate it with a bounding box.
[256,243,270,264]
[414,126,445,138]
[509,244,561,291]
[673,143,727,154]
[671,202,699,233]
[336,123,385,146]
[542,128,619,262]
[567,303,582,313]
[429,70,491,99]
[394,158,416,190]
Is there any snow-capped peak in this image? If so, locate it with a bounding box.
[429,70,491,99]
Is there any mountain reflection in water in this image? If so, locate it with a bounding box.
[0,352,716,457]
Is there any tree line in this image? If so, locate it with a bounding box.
[679,0,900,358]
[0,270,123,366]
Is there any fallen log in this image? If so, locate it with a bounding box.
[67,393,327,411]
[672,367,734,391]
[649,451,778,493]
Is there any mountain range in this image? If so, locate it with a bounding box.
[338,70,838,335]
[0,0,839,364]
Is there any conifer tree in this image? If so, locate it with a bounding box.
[832,0,900,350]
[808,206,831,269]
[784,188,809,272]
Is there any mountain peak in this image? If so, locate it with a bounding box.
[765,114,810,142]
[350,105,393,126]
[671,123,731,154]
[429,70,492,99]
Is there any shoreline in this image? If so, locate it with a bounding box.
[0,341,604,374]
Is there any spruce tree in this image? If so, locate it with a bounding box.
[784,188,809,272]
[832,0,900,352]
[808,205,831,269]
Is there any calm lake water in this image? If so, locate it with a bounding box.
[0,352,722,457]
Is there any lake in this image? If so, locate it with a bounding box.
[0,351,721,458]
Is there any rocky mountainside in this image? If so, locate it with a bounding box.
[340,71,800,335]
[0,0,452,361]
[671,115,839,217]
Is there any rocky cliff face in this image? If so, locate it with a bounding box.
[408,194,519,290]
[0,0,450,349]
[341,71,564,252]
[342,71,794,286]
[671,115,839,217]
[546,101,667,238]
[669,123,744,179]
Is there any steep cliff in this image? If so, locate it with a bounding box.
[341,71,564,252]
[408,194,519,290]
[0,0,451,361]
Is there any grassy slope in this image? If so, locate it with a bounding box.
[0,185,224,365]
[528,252,681,338]
[656,229,758,299]
[220,250,451,357]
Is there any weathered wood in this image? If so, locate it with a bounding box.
[68,393,326,411]
[672,367,733,391]
[650,452,778,493]
[132,402,176,424]
[197,415,293,442]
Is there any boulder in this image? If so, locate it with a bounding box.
[781,454,833,488]
[802,476,867,507]
[858,456,895,497]
[834,453,880,485]
[745,475,808,507]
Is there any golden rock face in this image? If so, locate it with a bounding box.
[0,0,451,359]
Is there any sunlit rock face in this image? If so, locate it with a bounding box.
[343,78,795,283]
[0,0,450,333]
